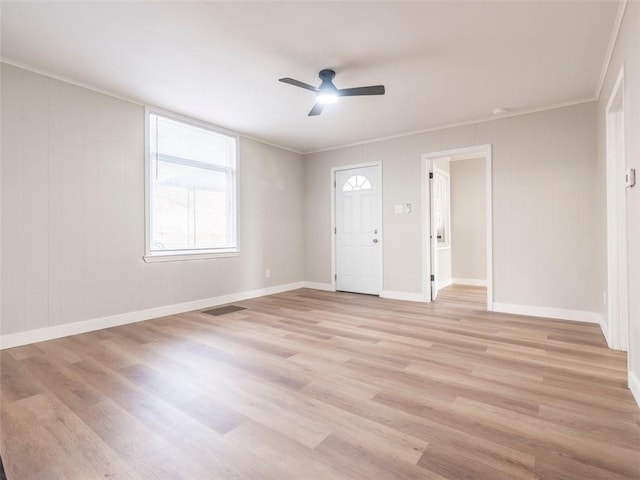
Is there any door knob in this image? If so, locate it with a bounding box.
[373,238,379,243]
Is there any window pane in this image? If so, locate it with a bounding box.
[148,112,237,254]
[151,161,232,250]
[343,174,372,191]
[150,114,235,168]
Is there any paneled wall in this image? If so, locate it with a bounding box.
[304,102,599,315]
[1,64,305,336]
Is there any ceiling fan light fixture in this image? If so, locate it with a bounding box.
[316,92,339,105]
[279,68,384,116]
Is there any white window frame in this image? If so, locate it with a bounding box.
[143,106,240,263]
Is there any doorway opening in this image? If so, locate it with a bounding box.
[331,162,382,295]
[605,65,628,351]
[422,145,493,310]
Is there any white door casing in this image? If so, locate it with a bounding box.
[335,166,381,295]
[430,168,439,300]
[605,65,628,352]
[421,144,493,310]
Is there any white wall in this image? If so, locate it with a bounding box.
[0,64,305,337]
[451,158,486,281]
[305,101,599,316]
[596,2,640,399]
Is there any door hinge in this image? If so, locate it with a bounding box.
[430,274,435,281]
[429,172,433,179]
[334,227,337,234]
[334,180,336,188]
[335,273,337,281]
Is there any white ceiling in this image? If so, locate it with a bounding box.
[1,1,620,153]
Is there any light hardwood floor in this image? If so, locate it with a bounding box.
[1,286,639,479]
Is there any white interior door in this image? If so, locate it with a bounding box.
[335,166,381,295]
[430,169,439,300]
[430,166,450,300]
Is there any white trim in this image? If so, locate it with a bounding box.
[629,371,640,408]
[485,148,493,311]
[421,157,431,303]
[302,282,334,291]
[144,106,240,261]
[381,291,425,303]
[0,58,303,155]
[146,105,242,141]
[331,162,383,295]
[492,303,601,324]
[2,58,602,157]
[238,134,302,155]
[0,282,306,350]
[422,144,493,310]
[0,57,146,106]
[596,0,628,100]
[605,64,628,351]
[143,250,240,263]
[437,279,453,290]
[453,278,487,287]
[304,99,595,155]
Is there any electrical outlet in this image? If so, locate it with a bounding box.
[265,269,271,278]
[405,202,411,214]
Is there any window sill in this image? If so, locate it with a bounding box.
[143,250,240,263]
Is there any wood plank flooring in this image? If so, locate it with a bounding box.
[1,285,639,479]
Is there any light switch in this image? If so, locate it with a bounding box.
[394,204,403,214]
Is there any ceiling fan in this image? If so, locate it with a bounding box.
[279,69,385,116]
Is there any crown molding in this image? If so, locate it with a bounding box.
[1,57,145,105]
[1,51,604,158]
[0,58,304,156]
[303,97,596,155]
[595,0,628,100]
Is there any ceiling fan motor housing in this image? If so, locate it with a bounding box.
[278,68,385,116]
[319,69,338,93]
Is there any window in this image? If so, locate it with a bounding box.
[343,175,372,191]
[145,109,238,261]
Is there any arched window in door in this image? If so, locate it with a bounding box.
[342,175,372,192]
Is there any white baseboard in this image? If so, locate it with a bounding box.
[302,281,334,292]
[381,290,426,303]
[453,278,487,287]
[629,370,640,408]
[0,281,306,350]
[437,279,453,290]
[492,303,601,324]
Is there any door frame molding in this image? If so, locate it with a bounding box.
[421,144,493,310]
[605,64,628,351]
[331,162,383,294]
